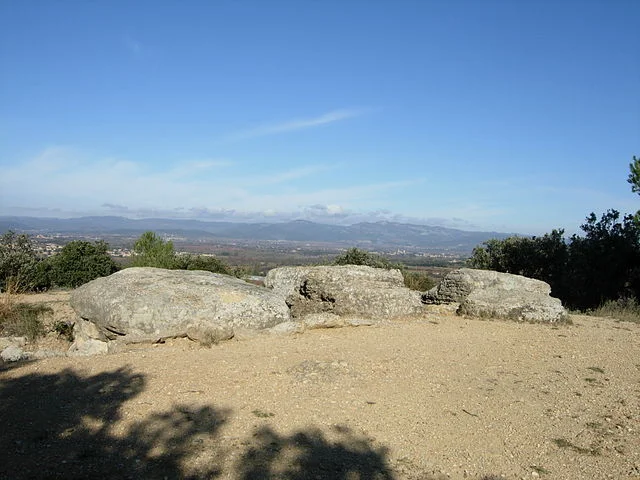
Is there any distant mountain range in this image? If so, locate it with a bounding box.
[0,216,513,253]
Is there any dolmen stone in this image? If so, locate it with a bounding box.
[422,268,567,323]
[265,265,425,320]
[70,267,291,344]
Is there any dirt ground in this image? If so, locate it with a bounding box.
[1,292,639,480]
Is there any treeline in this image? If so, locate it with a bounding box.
[0,231,237,293]
[469,157,640,311]
[469,211,639,309]
[0,229,437,294]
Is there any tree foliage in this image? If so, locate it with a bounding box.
[468,230,568,296]
[469,212,640,310]
[130,231,233,274]
[131,231,177,269]
[0,231,49,292]
[47,240,119,288]
[1,233,120,291]
[470,157,640,310]
[628,155,640,195]
[564,210,640,308]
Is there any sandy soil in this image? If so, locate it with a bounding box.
[1,293,639,480]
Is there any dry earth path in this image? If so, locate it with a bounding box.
[1,295,639,479]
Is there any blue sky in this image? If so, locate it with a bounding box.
[1,0,638,234]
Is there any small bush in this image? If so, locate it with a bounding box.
[0,298,51,341]
[591,297,640,323]
[402,271,437,292]
[175,253,230,275]
[333,248,400,270]
[53,320,74,342]
[228,265,253,279]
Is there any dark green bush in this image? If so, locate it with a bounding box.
[47,240,119,288]
[468,210,640,310]
[468,229,568,298]
[333,247,400,270]
[52,320,75,342]
[0,231,51,293]
[174,253,230,274]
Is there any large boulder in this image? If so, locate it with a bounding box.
[70,267,291,343]
[422,268,567,323]
[265,265,425,319]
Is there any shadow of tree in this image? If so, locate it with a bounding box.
[0,367,396,479]
[237,425,395,480]
[0,367,227,479]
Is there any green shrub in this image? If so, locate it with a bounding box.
[0,231,51,293]
[52,320,74,342]
[47,240,119,288]
[228,265,254,279]
[131,231,177,269]
[129,231,247,277]
[402,271,437,291]
[174,253,230,274]
[469,210,640,310]
[333,247,400,270]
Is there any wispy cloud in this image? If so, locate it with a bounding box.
[0,149,520,230]
[166,159,233,178]
[5,146,600,233]
[0,147,415,222]
[243,164,333,186]
[225,108,371,141]
[123,35,143,56]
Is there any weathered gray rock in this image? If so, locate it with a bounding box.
[266,321,306,336]
[70,267,291,343]
[1,344,26,362]
[301,312,376,329]
[66,318,110,356]
[31,349,65,359]
[68,338,109,356]
[423,268,566,323]
[265,265,424,319]
[0,336,27,351]
[73,318,108,342]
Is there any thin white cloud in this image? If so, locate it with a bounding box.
[0,147,416,221]
[166,159,233,178]
[225,108,370,141]
[244,164,333,186]
[123,35,143,56]
[5,147,528,230]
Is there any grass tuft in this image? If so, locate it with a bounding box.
[591,297,640,323]
[251,409,275,418]
[553,438,600,456]
[0,297,52,341]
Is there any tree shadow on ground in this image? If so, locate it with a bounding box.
[0,367,227,479]
[237,425,395,480]
[0,367,396,479]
